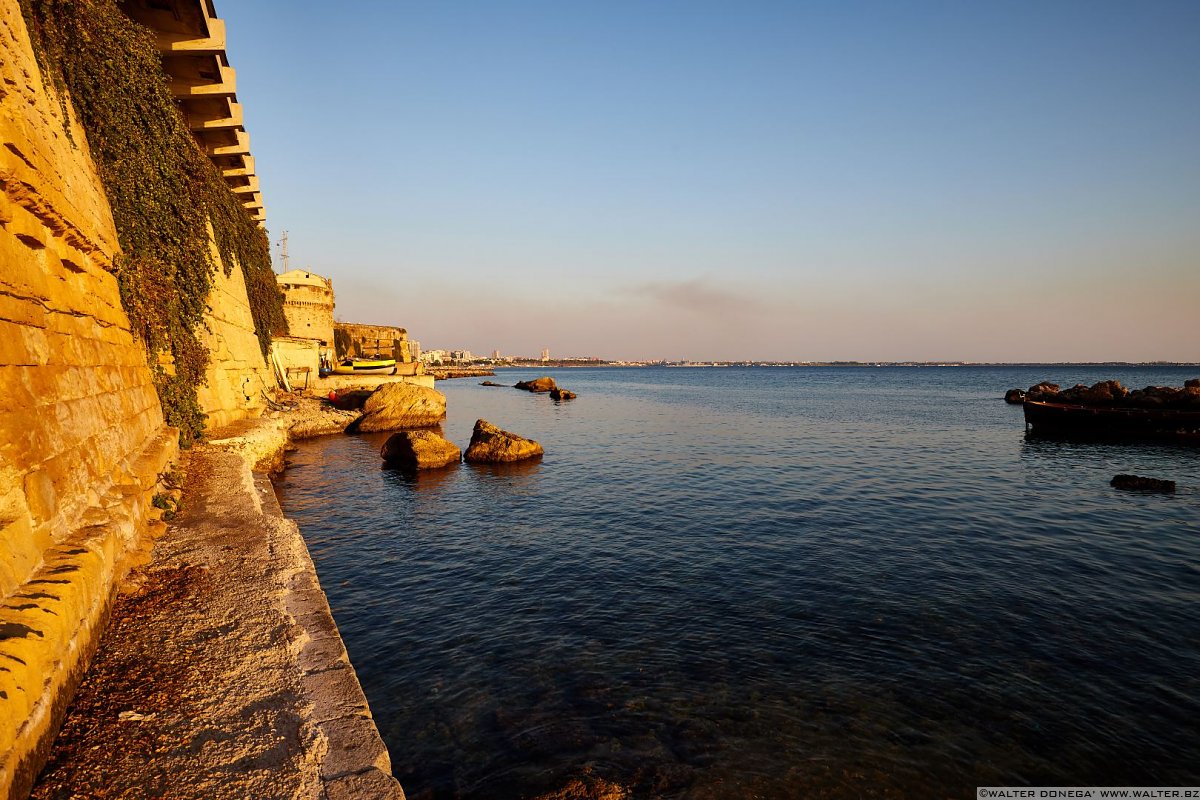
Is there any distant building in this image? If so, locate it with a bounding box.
[409,340,421,362]
[276,269,334,346]
[540,348,550,362]
[421,349,449,365]
[492,349,502,360]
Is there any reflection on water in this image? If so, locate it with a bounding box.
[276,367,1200,799]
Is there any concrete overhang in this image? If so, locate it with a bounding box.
[122,0,267,226]
[186,98,243,132]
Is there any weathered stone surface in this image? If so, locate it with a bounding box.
[351,382,447,433]
[1004,389,1025,404]
[464,419,544,463]
[196,245,275,432]
[1111,474,1176,493]
[1025,382,1061,401]
[515,376,557,393]
[288,396,361,439]
[381,430,461,470]
[550,387,577,401]
[29,430,404,799]
[0,7,181,793]
[1186,379,1200,390]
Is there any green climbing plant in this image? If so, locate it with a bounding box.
[20,0,288,445]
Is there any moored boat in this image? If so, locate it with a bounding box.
[1023,399,1200,443]
[332,357,396,375]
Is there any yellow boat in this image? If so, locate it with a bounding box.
[332,357,396,375]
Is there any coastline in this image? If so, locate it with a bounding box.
[31,414,405,799]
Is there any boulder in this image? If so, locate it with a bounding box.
[515,376,556,393]
[1111,474,1175,493]
[1026,382,1060,401]
[1186,379,1200,390]
[1080,380,1126,405]
[463,419,544,463]
[1003,389,1025,404]
[350,382,447,433]
[381,430,461,470]
[550,387,577,401]
[480,381,505,387]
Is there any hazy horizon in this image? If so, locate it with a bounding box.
[223,1,1199,363]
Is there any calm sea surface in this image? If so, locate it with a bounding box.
[274,367,1200,799]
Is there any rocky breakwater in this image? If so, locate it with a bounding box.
[464,420,545,463]
[1024,379,1200,409]
[1021,379,1200,442]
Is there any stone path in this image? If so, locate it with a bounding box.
[30,437,404,800]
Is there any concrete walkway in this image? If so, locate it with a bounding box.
[30,434,404,799]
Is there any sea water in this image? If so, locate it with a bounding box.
[274,366,1200,799]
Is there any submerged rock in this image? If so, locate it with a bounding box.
[380,430,460,470]
[550,387,577,401]
[529,775,630,800]
[515,376,556,393]
[350,382,447,433]
[1004,388,1025,404]
[480,380,506,387]
[463,419,544,463]
[1111,474,1175,493]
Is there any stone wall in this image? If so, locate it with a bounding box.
[278,270,334,346]
[335,322,416,363]
[0,4,178,796]
[196,239,275,432]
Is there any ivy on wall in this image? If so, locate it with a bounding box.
[20,0,288,445]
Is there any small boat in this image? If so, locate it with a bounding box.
[332,357,397,375]
[1023,399,1200,443]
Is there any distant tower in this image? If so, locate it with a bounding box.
[540,348,550,362]
[276,230,290,273]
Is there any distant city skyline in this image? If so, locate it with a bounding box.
[224,1,1199,362]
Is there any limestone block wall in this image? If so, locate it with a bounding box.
[335,322,416,363]
[0,5,178,796]
[278,270,334,346]
[197,241,274,432]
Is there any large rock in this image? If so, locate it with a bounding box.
[463,419,544,463]
[1003,389,1025,404]
[381,430,461,470]
[515,376,556,393]
[350,382,446,433]
[550,387,577,400]
[1026,382,1060,401]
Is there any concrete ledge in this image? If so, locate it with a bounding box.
[29,420,404,799]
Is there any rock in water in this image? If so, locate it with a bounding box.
[380,430,460,470]
[351,382,447,432]
[464,419,544,463]
[515,376,556,393]
[1026,382,1061,401]
[480,381,505,387]
[1111,474,1175,493]
[550,387,577,401]
[1004,388,1025,404]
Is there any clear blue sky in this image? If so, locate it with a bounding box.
[222,1,1199,361]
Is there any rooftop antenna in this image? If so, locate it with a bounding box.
[277,230,290,273]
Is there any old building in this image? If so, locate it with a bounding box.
[277,269,335,346]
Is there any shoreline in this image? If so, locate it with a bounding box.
[30,412,405,799]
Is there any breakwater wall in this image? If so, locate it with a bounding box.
[1,3,396,795]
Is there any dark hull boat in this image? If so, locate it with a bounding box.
[1023,400,1200,443]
